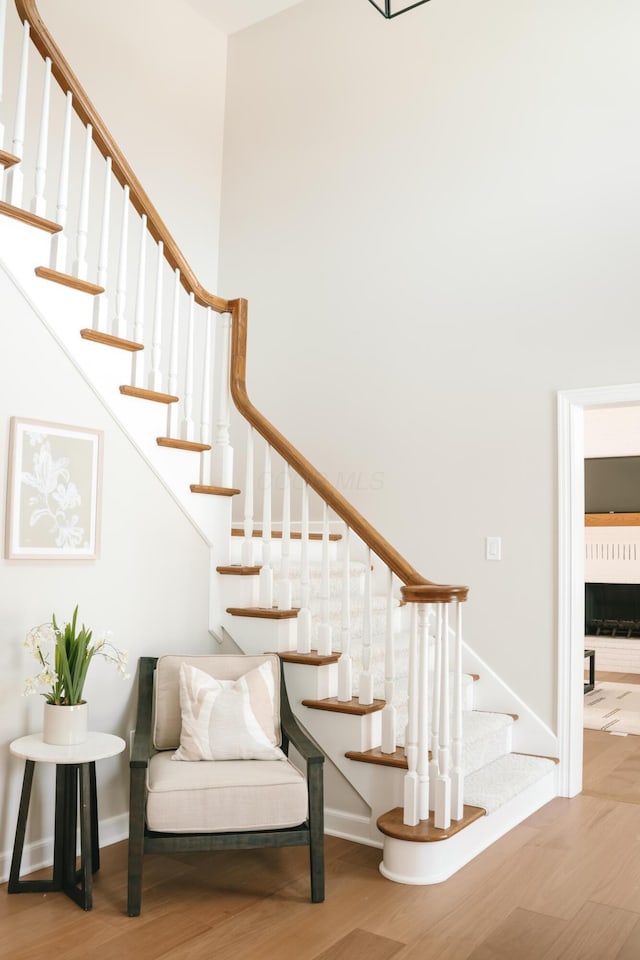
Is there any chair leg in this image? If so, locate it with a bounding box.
[127,768,145,916]
[308,762,325,903]
[310,833,325,903]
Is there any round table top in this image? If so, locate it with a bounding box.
[10,732,126,764]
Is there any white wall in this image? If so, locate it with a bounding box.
[0,264,213,881]
[585,406,640,458]
[37,0,228,292]
[219,0,640,728]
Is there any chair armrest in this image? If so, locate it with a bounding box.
[279,665,324,767]
[130,656,157,769]
[283,708,324,766]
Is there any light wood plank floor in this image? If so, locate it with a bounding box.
[3,671,640,960]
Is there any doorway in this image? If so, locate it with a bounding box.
[557,383,640,798]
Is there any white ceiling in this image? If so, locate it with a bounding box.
[185,0,306,35]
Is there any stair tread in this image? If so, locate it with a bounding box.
[376,804,486,843]
[80,329,144,352]
[35,265,104,295]
[191,485,241,497]
[347,710,514,769]
[278,650,342,666]
[302,696,385,716]
[464,753,557,814]
[346,746,408,769]
[0,149,20,168]
[226,606,298,620]
[0,201,62,233]
[231,527,342,541]
[120,384,179,404]
[217,565,261,576]
[157,437,211,452]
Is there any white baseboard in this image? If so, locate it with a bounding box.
[324,808,382,849]
[0,812,129,885]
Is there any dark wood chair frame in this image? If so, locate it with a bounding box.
[127,656,325,916]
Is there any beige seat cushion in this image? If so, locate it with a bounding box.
[146,752,308,833]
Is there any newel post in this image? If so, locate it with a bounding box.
[400,582,469,828]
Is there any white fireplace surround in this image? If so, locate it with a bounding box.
[585,523,640,673]
[585,526,640,585]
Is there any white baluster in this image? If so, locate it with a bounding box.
[113,184,130,338]
[166,268,181,437]
[381,567,397,752]
[73,124,92,280]
[451,601,464,821]
[215,313,233,488]
[417,603,430,822]
[131,215,147,387]
[50,92,72,271]
[93,156,112,331]
[429,604,442,810]
[198,307,212,485]
[147,240,164,393]
[0,0,7,196]
[241,424,254,566]
[297,481,312,653]
[403,604,419,826]
[7,19,29,206]
[338,527,353,701]
[180,294,195,442]
[358,546,374,703]
[278,463,293,609]
[31,56,51,217]
[435,603,452,830]
[259,443,273,608]
[317,502,333,657]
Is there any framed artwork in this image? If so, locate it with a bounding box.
[5,417,103,560]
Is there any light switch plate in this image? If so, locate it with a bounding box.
[486,536,501,561]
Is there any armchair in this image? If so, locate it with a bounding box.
[127,654,324,915]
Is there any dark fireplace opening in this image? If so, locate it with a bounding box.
[586,582,640,637]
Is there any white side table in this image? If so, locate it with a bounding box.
[8,732,125,910]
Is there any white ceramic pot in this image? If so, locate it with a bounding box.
[43,702,89,746]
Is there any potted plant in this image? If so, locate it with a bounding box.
[24,605,129,745]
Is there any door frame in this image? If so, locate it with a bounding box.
[557,382,640,797]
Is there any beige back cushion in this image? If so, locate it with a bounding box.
[153,654,282,750]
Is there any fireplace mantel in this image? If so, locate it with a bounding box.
[586,513,640,526]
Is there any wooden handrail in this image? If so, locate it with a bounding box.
[17,0,468,605]
[15,0,230,313]
[229,298,469,602]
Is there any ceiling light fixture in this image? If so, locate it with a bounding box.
[367,0,431,17]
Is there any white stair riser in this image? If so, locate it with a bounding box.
[221,611,298,653]
[284,660,339,700]
[229,536,340,566]
[217,573,260,608]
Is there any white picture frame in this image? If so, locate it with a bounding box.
[5,417,103,560]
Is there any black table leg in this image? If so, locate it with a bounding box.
[90,762,100,872]
[8,760,99,910]
[60,763,94,910]
[8,760,36,893]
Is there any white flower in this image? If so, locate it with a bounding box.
[23,609,129,703]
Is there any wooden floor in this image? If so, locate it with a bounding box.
[3,672,640,960]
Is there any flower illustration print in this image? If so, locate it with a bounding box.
[20,436,86,548]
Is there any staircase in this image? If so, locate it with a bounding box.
[0,0,559,885]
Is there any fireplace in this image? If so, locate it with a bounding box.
[585,582,640,638]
